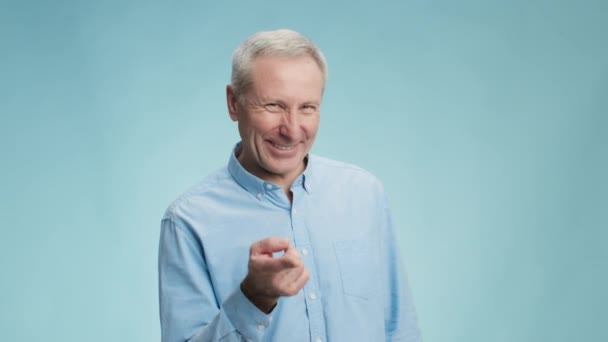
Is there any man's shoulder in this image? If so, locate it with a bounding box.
[162,166,233,221]
[309,154,384,189]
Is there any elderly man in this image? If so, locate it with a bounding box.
[158,29,422,342]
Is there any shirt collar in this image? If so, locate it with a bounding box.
[299,156,313,194]
[227,142,313,200]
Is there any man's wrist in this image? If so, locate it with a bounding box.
[240,280,278,314]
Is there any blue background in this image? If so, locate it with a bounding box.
[1,0,606,341]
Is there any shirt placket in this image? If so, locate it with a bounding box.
[290,187,327,342]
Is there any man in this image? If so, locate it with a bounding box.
[158,29,422,342]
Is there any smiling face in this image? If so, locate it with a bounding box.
[227,54,324,187]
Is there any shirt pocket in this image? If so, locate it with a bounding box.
[333,240,374,300]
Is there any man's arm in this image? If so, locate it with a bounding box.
[158,218,272,342]
[380,192,423,342]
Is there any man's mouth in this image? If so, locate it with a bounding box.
[269,141,296,151]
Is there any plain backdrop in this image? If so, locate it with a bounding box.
[1,0,607,341]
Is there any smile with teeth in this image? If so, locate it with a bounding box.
[270,141,296,151]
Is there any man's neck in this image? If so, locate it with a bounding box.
[237,154,305,201]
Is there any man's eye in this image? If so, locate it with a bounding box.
[264,103,281,111]
[302,105,317,114]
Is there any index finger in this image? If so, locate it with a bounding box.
[250,237,290,255]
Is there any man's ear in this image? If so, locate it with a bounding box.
[226,85,239,122]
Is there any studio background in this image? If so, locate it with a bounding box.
[1,0,606,341]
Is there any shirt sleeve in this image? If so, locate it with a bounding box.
[380,191,423,342]
[158,217,273,342]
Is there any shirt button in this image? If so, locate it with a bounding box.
[309,292,317,300]
[257,324,266,331]
[316,337,322,342]
[266,183,273,190]
[292,208,297,215]
[301,248,308,256]
[257,193,263,199]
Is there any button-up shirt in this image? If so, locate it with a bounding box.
[158,144,422,341]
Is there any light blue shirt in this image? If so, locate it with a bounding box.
[158,144,422,342]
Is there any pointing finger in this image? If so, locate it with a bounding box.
[250,237,290,255]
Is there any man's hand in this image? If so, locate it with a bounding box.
[241,237,310,313]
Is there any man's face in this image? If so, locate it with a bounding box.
[227,55,324,184]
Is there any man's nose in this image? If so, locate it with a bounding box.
[279,111,299,137]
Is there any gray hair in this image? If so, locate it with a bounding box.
[230,29,328,101]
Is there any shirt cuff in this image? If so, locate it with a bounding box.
[222,286,274,341]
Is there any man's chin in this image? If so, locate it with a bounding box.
[263,160,303,178]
